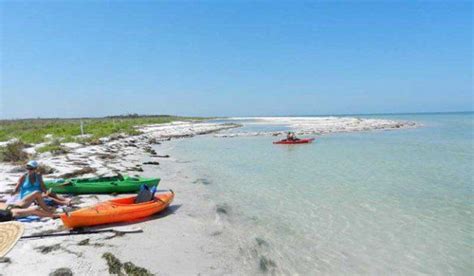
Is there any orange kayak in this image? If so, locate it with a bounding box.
[61,190,174,228]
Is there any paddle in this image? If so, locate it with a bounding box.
[20,226,143,239]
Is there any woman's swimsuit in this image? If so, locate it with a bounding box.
[0,174,46,221]
[20,173,42,199]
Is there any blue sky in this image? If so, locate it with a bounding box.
[0,1,472,118]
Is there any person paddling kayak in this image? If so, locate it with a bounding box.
[274,134,314,144]
[286,132,299,141]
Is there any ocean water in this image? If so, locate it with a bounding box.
[172,113,473,275]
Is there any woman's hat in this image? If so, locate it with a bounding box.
[26,160,39,169]
[0,221,24,257]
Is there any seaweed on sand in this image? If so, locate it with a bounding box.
[77,238,109,247]
[259,256,277,273]
[97,153,116,160]
[143,146,157,155]
[147,138,160,145]
[36,244,61,254]
[102,252,153,276]
[30,225,66,236]
[128,166,144,172]
[123,262,153,276]
[77,238,90,246]
[59,167,97,178]
[49,267,73,276]
[102,252,123,275]
[0,257,11,264]
[35,244,82,257]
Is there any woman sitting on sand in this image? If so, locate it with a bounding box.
[0,191,59,222]
[10,160,71,206]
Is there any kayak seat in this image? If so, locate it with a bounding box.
[134,185,153,203]
[116,173,125,181]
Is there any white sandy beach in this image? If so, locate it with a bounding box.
[1,1,469,273]
[0,118,416,275]
[216,116,417,137]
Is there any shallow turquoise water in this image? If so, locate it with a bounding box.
[173,113,473,274]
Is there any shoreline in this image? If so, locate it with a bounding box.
[0,117,418,274]
[0,141,238,275]
[0,121,242,275]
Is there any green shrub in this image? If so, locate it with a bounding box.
[0,140,29,162]
[37,139,68,155]
[0,116,206,144]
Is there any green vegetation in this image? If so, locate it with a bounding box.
[37,139,68,155]
[0,140,29,162]
[0,115,205,144]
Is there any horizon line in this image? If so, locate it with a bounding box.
[0,110,472,121]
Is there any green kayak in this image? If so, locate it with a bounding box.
[44,175,160,194]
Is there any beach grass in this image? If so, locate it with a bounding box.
[36,139,68,155]
[0,115,206,144]
[0,140,29,162]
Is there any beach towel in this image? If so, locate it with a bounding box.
[16,216,41,223]
[5,195,20,205]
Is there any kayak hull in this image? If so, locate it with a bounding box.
[60,191,174,228]
[273,138,315,144]
[44,176,160,194]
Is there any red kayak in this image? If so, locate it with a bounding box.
[273,138,315,144]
